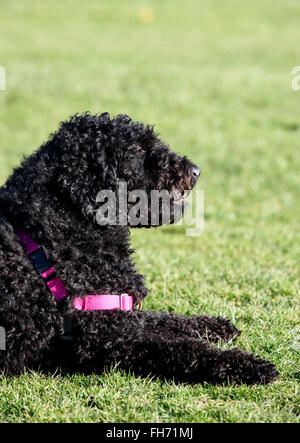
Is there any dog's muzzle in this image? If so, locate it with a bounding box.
[191,165,201,188]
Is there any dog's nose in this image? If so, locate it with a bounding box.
[192,166,201,180]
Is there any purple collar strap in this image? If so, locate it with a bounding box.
[16,230,133,311]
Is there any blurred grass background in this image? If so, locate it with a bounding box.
[0,0,299,423]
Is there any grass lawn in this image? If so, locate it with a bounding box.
[0,0,299,423]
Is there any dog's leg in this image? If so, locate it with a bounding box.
[134,311,240,343]
[70,310,278,385]
[115,337,278,385]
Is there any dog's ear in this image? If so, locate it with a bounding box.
[50,113,117,220]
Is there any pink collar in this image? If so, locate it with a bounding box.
[16,230,134,312]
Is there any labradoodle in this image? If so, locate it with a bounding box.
[0,113,278,384]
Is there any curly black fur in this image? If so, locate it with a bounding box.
[0,113,279,384]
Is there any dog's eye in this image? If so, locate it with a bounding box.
[144,154,161,173]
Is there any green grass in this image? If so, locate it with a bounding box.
[0,0,299,423]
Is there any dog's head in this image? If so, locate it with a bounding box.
[52,113,200,227]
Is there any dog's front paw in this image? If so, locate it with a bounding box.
[214,349,279,385]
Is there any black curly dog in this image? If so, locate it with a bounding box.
[0,113,278,384]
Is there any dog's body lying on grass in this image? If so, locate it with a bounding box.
[0,113,278,384]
